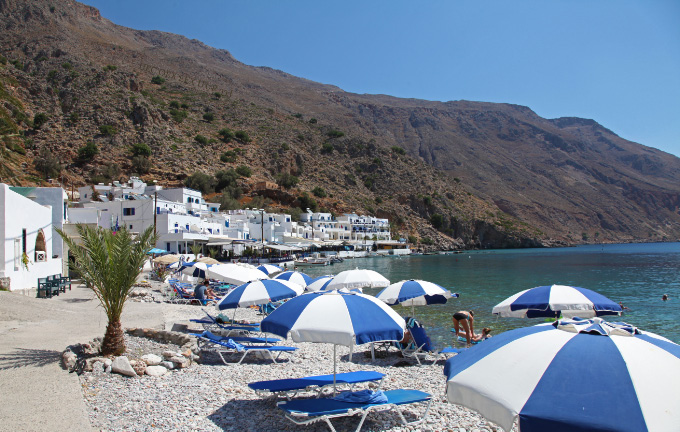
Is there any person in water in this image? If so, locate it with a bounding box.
[452,310,475,347]
[662,294,669,301]
[619,301,630,311]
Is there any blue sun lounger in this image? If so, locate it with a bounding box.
[403,326,463,365]
[277,389,432,432]
[190,331,281,345]
[190,309,261,335]
[194,333,297,364]
[248,371,386,399]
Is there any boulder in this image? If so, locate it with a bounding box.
[160,361,175,370]
[145,365,168,377]
[129,359,147,376]
[84,356,108,372]
[62,351,77,371]
[168,356,190,369]
[141,354,162,366]
[111,356,137,377]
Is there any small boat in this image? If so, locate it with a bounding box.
[295,257,329,266]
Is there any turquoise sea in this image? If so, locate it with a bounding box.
[303,242,680,345]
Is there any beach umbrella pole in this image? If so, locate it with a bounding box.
[333,344,337,394]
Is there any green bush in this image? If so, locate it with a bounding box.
[235,165,252,177]
[99,125,117,136]
[408,235,418,244]
[391,146,406,155]
[169,109,187,123]
[220,150,237,163]
[61,62,73,70]
[203,112,215,122]
[375,196,383,204]
[421,237,434,245]
[151,75,165,85]
[218,128,234,143]
[327,129,344,138]
[298,192,318,212]
[169,101,180,109]
[131,155,151,174]
[194,135,209,145]
[69,112,79,124]
[430,213,444,229]
[276,172,299,189]
[180,103,189,109]
[312,187,327,198]
[234,130,250,143]
[104,65,117,71]
[131,142,152,157]
[309,118,317,124]
[213,92,222,99]
[321,142,334,154]
[184,172,215,194]
[77,142,99,164]
[33,113,48,129]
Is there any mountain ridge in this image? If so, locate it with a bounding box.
[1,0,679,246]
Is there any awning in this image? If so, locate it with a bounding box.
[265,244,302,252]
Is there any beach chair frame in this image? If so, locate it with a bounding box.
[195,334,296,364]
[248,371,386,400]
[277,389,432,432]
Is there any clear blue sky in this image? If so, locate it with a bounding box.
[81,0,680,157]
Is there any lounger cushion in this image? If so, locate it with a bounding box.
[333,390,387,404]
[279,389,431,417]
[248,371,385,393]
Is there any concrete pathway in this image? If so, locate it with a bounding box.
[0,285,165,432]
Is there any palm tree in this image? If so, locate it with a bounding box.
[189,242,202,261]
[57,225,156,356]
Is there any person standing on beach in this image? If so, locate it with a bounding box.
[453,310,475,347]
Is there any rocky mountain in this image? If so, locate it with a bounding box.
[1,0,679,247]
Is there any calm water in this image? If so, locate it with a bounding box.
[303,243,680,345]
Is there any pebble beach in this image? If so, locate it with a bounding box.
[77,283,503,432]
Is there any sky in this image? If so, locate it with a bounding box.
[80,0,680,157]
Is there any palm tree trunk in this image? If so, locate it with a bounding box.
[101,319,126,356]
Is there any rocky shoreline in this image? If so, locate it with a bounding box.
[74,286,504,432]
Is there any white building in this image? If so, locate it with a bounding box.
[78,176,152,203]
[0,184,63,292]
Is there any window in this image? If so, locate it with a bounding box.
[225,221,229,227]
[123,208,135,216]
[129,225,133,230]
[187,197,192,203]
[84,193,88,198]
[22,229,27,253]
[166,243,171,251]
[156,207,160,214]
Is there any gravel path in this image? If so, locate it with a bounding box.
[79,294,504,432]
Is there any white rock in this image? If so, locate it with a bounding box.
[104,358,112,367]
[111,356,137,377]
[160,361,175,370]
[168,356,190,368]
[145,365,168,377]
[142,354,162,366]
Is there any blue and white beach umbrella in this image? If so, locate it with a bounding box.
[262,290,405,388]
[274,270,313,287]
[492,285,622,318]
[444,318,680,432]
[377,279,457,306]
[325,268,390,290]
[216,279,304,310]
[306,275,363,293]
[256,264,283,276]
[179,262,211,279]
[305,275,334,292]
